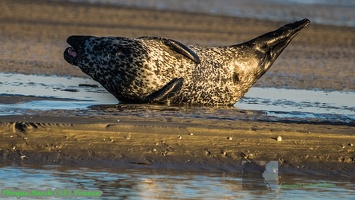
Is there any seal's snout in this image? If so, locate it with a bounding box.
[64,35,92,65]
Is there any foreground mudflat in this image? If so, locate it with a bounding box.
[1,114,354,178]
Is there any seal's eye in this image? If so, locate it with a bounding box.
[233,72,239,84]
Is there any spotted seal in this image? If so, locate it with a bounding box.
[64,19,310,105]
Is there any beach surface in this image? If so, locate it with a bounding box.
[0,0,354,179]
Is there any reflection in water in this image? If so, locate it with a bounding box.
[0,166,243,199]
[0,166,354,199]
[242,160,279,191]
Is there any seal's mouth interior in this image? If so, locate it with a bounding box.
[64,45,79,65]
[66,47,77,58]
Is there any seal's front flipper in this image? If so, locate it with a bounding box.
[144,78,183,104]
[139,36,201,63]
[164,39,201,64]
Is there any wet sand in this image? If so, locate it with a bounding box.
[0,0,354,178]
[1,115,354,177]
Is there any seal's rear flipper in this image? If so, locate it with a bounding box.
[144,78,184,104]
[234,19,310,80]
[139,36,201,64]
[246,19,310,62]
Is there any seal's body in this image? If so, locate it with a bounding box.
[64,19,310,105]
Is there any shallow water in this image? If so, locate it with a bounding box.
[0,165,354,199]
[0,73,354,125]
[237,88,355,124]
[64,0,355,27]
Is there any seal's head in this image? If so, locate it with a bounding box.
[64,35,154,102]
[64,36,144,83]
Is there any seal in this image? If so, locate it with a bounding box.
[64,19,310,105]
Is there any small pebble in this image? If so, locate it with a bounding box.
[178,135,182,139]
[276,136,282,142]
[188,133,194,136]
[348,143,354,147]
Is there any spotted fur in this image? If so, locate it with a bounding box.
[64,19,310,105]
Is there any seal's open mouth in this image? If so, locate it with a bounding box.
[64,46,78,65]
[66,47,77,58]
[64,36,90,65]
[64,35,95,65]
